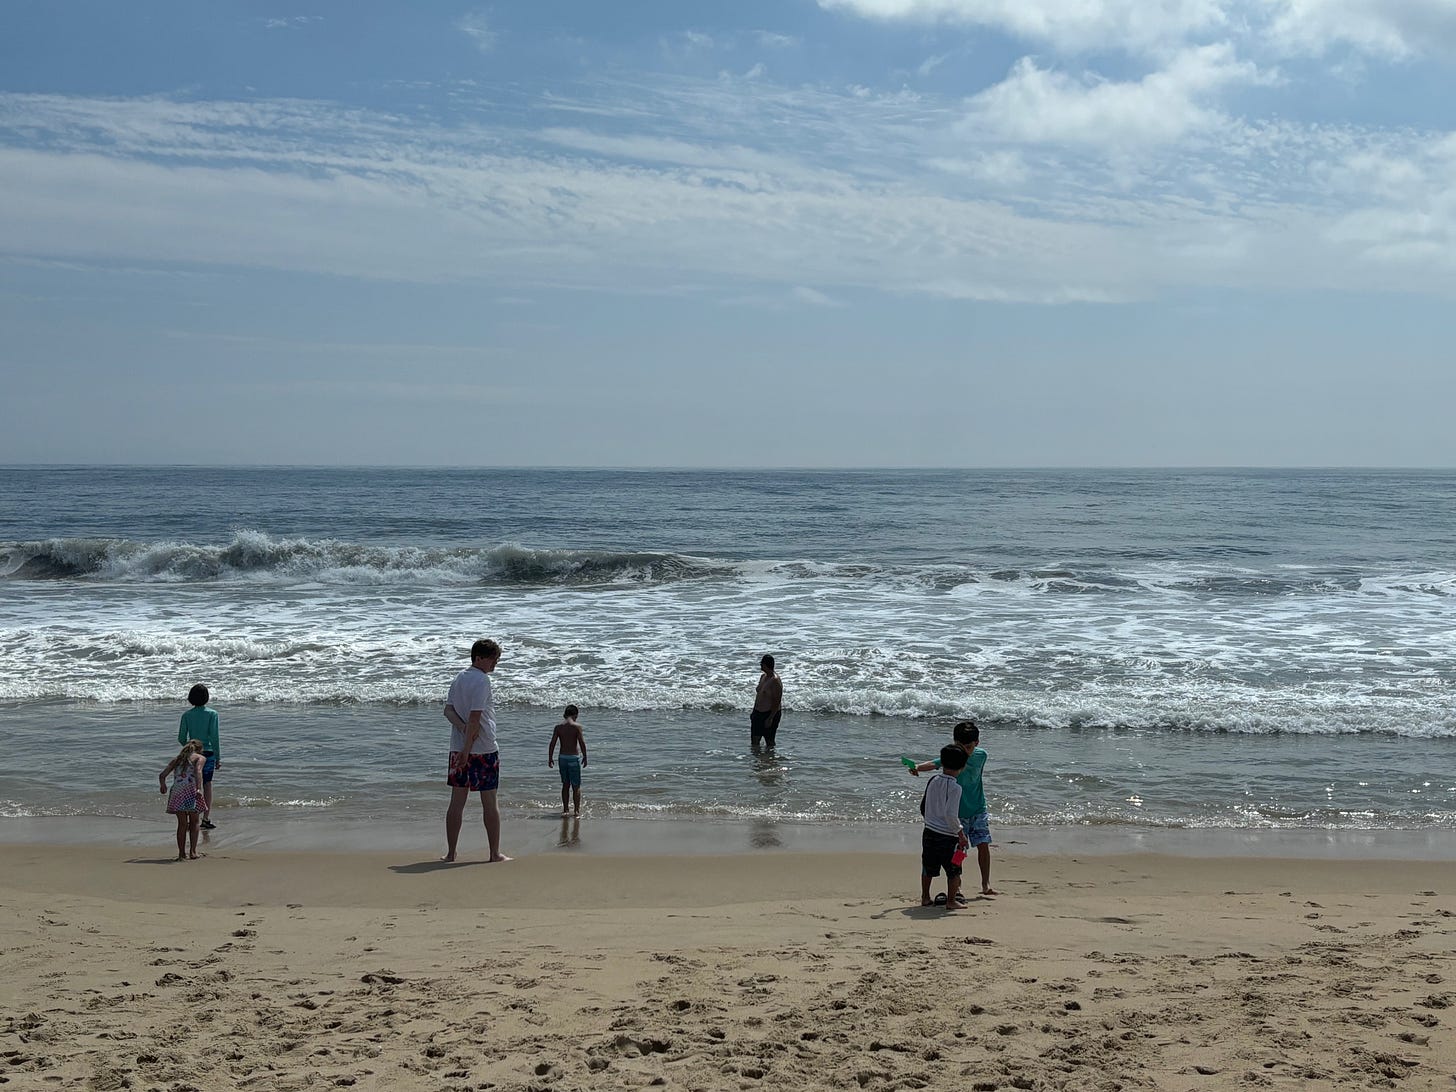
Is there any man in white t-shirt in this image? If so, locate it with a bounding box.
[441,638,510,863]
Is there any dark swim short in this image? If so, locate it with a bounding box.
[750,709,781,747]
[557,754,582,788]
[202,753,217,784]
[921,827,962,879]
[447,750,500,792]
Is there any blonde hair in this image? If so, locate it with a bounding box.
[176,739,204,764]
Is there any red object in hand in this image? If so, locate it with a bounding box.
[951,848,967,866]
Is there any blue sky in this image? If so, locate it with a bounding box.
[2,0,1455,466]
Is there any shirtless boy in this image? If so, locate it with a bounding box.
[548,704,588,816]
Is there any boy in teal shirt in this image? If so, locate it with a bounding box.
[178,683,221,829]
[909,720,995,899]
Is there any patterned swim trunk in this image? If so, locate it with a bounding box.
[557,754,582,788]
[447,750,500,792]
[962,811,992,847]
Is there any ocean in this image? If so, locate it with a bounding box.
[1,467,1453,855]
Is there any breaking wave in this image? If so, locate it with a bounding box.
[0,531,728,587]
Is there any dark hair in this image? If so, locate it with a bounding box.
[188,683,209,707]
[760,654,775,671]
[564,704,579,718]
[939,744,968,772]
[953,720,979,746]
[470,639,501,661]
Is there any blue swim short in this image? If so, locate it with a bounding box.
[447,750,500,792]
[557,754,582,788]
[962,810,992,847]
[202,754,217,784]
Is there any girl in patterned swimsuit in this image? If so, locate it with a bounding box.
[160,739,206,860]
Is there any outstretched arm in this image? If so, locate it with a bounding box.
[579,729,587,767]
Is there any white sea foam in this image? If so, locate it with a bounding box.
[2,534,1455,736]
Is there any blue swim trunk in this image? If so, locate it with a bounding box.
[557,754,582,788]
[447,750,500,792]
[202,754,217,784]
[962,810,992,847]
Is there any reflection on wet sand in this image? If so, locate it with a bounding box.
[749,819,782,849]
[557,815,580,848]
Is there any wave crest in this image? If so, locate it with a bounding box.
[0,532,725,587]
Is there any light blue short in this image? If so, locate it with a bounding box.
[962,811,992,847]
[558,754,582,788]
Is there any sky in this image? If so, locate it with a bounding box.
[2,0,1455,467]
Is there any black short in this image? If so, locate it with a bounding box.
[750,709,781,747]
[921,828,962,878]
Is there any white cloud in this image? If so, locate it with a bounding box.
[917,52,953,77]
[1323,135,1456,268]
[792,285,842,306]
[928,150,1030,186]
[818,0,1228,54]
[1264,0,1456,59]
[2,80,1455,308]
[755,31,800,48]
[458,12,496,54]
[262,16,322,30]
[964,45,1264,147]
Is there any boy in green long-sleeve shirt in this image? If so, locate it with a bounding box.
[909,720,995,900]
[178,683,221,829]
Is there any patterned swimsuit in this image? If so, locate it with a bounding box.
[166,758,201,814]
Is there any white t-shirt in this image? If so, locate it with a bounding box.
[922,772,962,837]
[446,666,496,755]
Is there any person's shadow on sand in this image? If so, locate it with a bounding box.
[388,860,487,874]
[873,897,994,921]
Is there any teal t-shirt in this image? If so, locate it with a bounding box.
[179,706,221,761]
[933,747,987,818]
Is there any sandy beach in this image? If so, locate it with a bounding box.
[1,843,1452,1091]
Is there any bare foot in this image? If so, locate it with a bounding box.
[561,810,572,817]
[921,897,933,906]
[944,902,962,912]
[982,887,998,895]
[176,854,186,861]
[188,853,199,860]
[487,854,513,863]
[440,852,457,863]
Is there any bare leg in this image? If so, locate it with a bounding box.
[572,786,581,816]
[978,844,996,895]
[175,815,187,859]
[945,872,962,911]
[187,814,201,858]
[920,873,933,906]
[561,781,570,815]
[480,790,509,862]
[443,785,469,861]
[203,781,214,819]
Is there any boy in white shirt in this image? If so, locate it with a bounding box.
[920,744,970,911]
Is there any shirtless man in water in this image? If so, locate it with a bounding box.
[751,654,783,752]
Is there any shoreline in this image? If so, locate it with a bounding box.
[4,813,1456,860]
